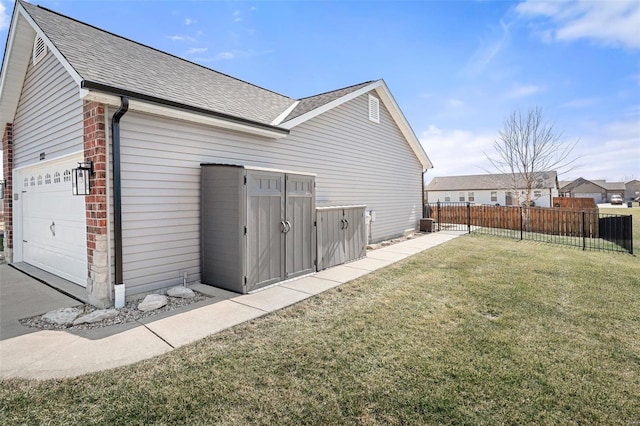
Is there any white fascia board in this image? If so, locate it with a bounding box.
[271,100,299,126]
[279,80,383,130]
[17,4,83,86]
[374,82,434,171]
[0,7,31,126]
[81,90,289,139]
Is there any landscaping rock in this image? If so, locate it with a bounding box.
[167,286,196,299]
[138,294,168,312]
[41,307,82,326]
[73,309,119,325]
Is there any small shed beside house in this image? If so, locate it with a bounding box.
[1,1,433,307]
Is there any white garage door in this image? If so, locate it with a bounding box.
[19,155,88,286]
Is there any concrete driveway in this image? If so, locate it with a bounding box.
[0,264,82,340]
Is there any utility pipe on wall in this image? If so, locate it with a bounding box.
[112,97,129,308]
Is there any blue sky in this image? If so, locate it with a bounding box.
[1,0,638,182]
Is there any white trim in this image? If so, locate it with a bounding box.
[17,4,84,86]
[81,90,289,139]
[270,100,299,126]
[279,80,383,130]
[0,4,84,127]
[374,82,433,170]
[12,150,85,172]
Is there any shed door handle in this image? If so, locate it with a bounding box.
[281,221,286,233]
[344,219,349,229]
[340,219,345,230]
[285,221,291,233]
[50,221,56,237]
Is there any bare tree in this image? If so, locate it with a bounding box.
[486,106,579,207]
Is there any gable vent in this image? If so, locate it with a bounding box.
[368,94,380,123]
[33,34,48,65]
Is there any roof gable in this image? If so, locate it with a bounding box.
[278,80,433,170]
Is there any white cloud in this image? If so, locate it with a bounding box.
[0,1,9,31]
[505,84,543,99]
[166,35,196,42]
[467,19,513,74]
[516,0,640,49]
[559,117,640,181]
[233,10,242,22]
[214,49,255,60]
[186,47,207,54]
[420,126,497,178]
[448,98,465,108]
[184,18,195,26]
[562,98,597,108]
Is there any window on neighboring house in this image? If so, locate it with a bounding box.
[533,190,542,198]
[491,191,497,202]
[444,192,451,202]
[459,192,465,202]
[468,192,475,202]
[368,95,380,123]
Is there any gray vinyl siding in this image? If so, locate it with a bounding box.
[12,51,83,168]
[118,90,422,294]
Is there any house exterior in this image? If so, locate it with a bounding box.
[559,178,626,203]
[625,180,640,202]
[1,1,432,307]
[425,172,559,208]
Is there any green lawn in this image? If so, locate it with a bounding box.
[1,235,639,424]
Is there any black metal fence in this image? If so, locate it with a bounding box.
[426,202,633,254]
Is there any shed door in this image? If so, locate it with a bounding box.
[246,170,284,291]
[343,207,366,262]
[285,174,315,279]
[19,156,88,286]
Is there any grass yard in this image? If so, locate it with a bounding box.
[1,234,639,424]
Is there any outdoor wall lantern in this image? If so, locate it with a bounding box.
[72,161,93,196]
[0,179,5,200]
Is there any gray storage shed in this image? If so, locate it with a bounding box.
[316,206,367,270]
[201,164,316,293]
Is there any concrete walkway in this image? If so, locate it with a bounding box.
[0,230,465,379]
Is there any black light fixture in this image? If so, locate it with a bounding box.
[0,179,5,200]
[72,160,93,196]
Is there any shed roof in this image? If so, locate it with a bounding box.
[425,172,558,191]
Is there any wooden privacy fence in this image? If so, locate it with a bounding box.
[425,202,633,254]
[429,204,599,237]
[552,197,597,209]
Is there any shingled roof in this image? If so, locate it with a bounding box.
[283,81,375,122]
[1,1,432,168]
[19,1,295,125]
[425,172,558,191]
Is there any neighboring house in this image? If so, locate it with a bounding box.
[0,1,432,307]
[425,172,559,207]
[559,178,626,203]
[625,180,640,201]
